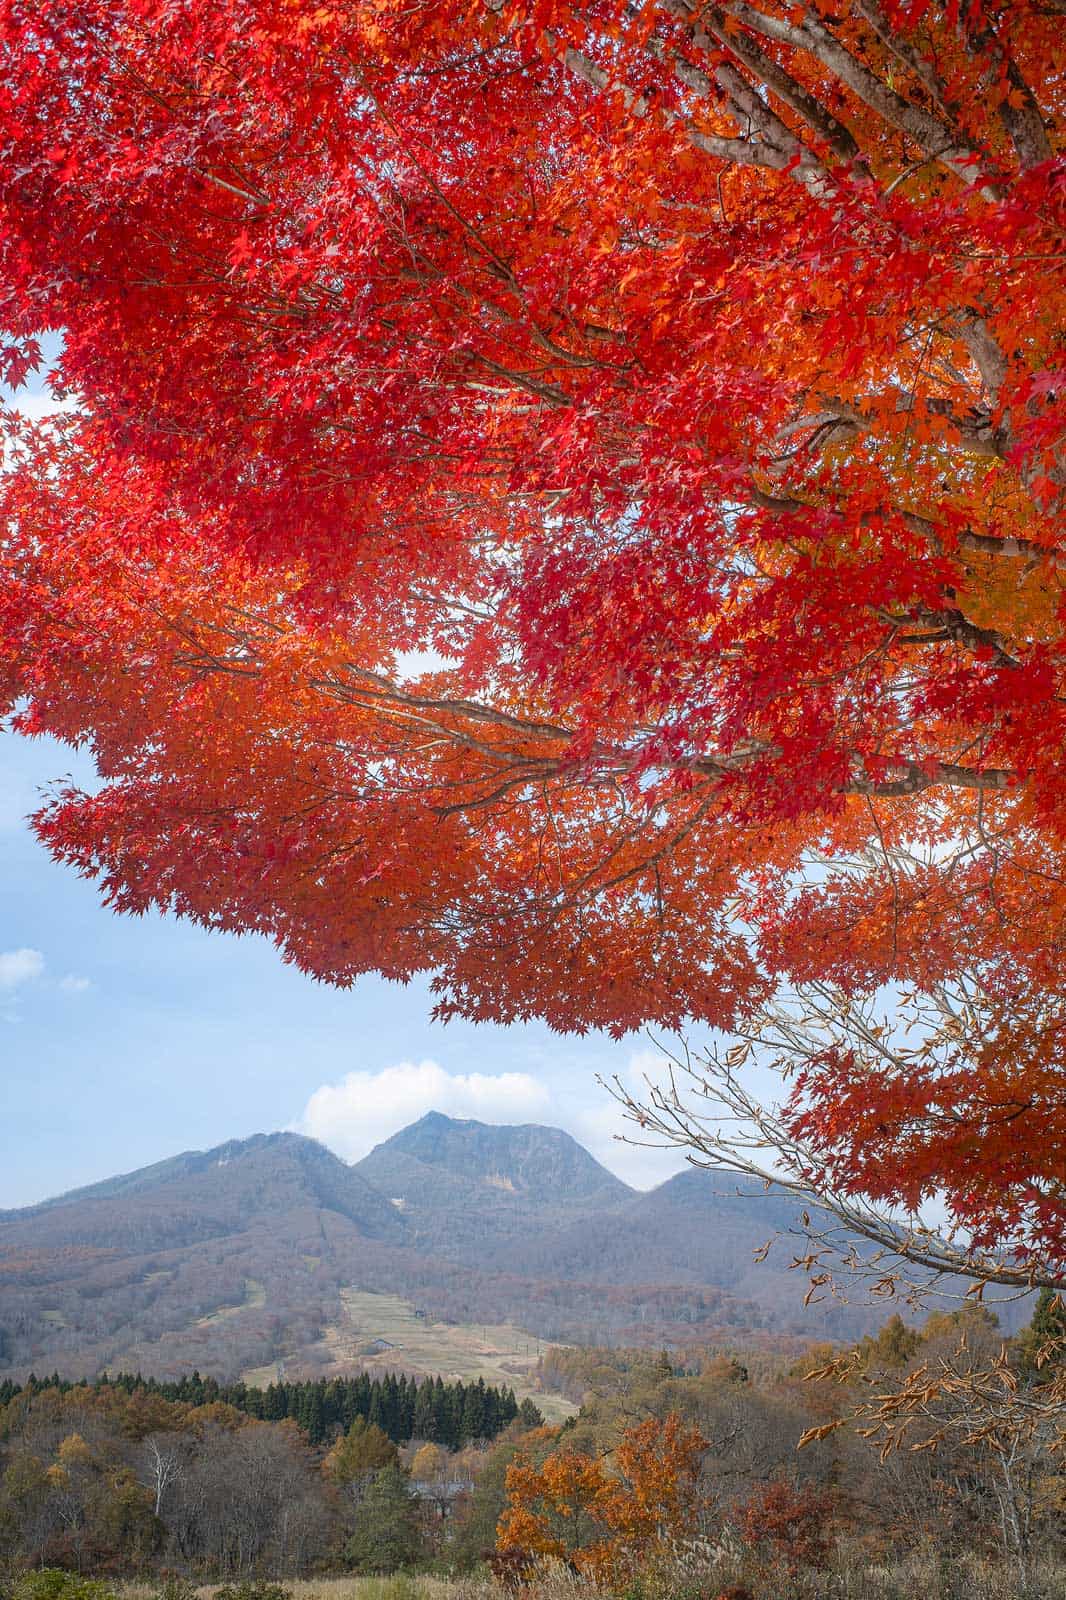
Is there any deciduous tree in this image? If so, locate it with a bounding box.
[1,0,1063,1258]
[800,1330,1066,1584]
[729,1478,835,1576]
[610,892,1066,1288]
[498,1413,708,1583]
[323,1420,399,1487]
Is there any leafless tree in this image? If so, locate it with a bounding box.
[144,1433,182,1517]
[799,1334,1066,1584]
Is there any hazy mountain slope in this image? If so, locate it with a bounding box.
[0,1133,407,1251]
[352,1120,855,1335]
[507,1169,861,1336]
[511,1171,801,1287]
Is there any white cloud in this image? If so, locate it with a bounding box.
[296,1049,694,1191]
[295,1058,551,1162]
[0,948,44,990]
[59,974,92,993]
[571,1102,689,1191]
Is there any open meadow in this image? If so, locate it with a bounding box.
[239,1290,575,1423]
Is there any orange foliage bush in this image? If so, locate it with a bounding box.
[497,1413,708,1585]
[729,1477,835,1575]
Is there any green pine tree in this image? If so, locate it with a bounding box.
[413,1379,437,1441]
[516,1397,544,1430]
[345,1464,424,1573]
[460,1381,487,1443]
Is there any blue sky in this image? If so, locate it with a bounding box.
[0,726,693,1208]
[1,349,689,1210]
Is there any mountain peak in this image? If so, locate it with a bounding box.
[359,1111,634,1204]
[404,1110,459,1134]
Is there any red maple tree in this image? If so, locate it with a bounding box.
[0,1,1063,1261]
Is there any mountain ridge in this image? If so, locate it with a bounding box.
[0,1132,337,1221]
[0,1130,406,1249]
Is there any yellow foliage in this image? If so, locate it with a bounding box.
[57,1432,93,1466]
[410,1442,444,1481]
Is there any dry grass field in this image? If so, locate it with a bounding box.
[117,1582,488,1600]
[113,1556,1066,1600]
[196,1279,266,1328]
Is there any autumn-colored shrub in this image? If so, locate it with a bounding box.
[728,1479,834,1575]
[498,1414,708,1586]
[487,1548,540,1592]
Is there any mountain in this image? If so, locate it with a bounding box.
[357,1111,631,1206]
[511,1170,804,1285]
[0,1132,408,1250]
[352,1112,632,1257]
[0,1132,417,1382]
[0,1114,1022,1385]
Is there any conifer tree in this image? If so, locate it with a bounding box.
[460,1382,488,1445]
[413,1380,437,1442]
[345,1464,423,1573]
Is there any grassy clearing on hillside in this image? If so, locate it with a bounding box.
[196,1279,266,1328]
[331,1291,574,1421]
[246,1290,575,1422]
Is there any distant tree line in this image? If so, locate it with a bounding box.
[0,1369,521,1447]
